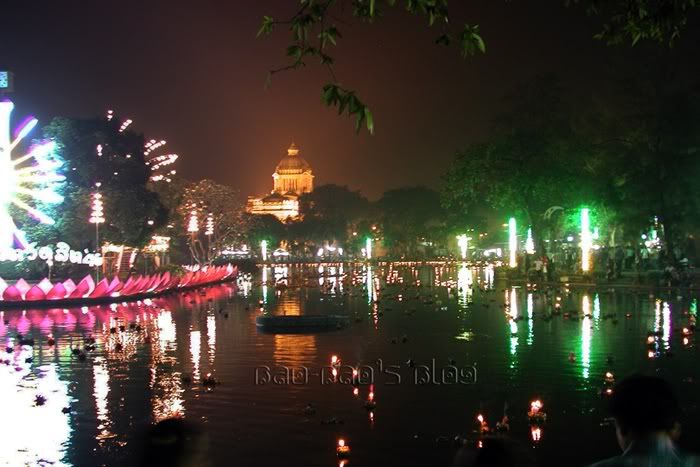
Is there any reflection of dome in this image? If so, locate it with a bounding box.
[276,143,311,175]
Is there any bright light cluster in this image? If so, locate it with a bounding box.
[205,212,214,236]
[108,111,180,183]
[0,100,64,248]
[89,192,105,224]
[508,217,517,268]
[456,234,469,260]
[118,119,133,133]
[580,208,592,272]
[525,227,535,254]
[144,139,167,156]
[187,209,199,233]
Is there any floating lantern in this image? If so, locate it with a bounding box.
[364,387,376,410]
[476,414,489,434]
[336,439,351,458]
[528,400,546,424]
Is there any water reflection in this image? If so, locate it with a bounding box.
[581,295,592,380]
[261,266,269,304]
[190,330,201,382]
[457,264,473,308]
[0,358,71,466]
[507,288,519,361]
[0,266,697,466]
[527,292,534,346]
[94,356,114,442]
[662,301,671,351]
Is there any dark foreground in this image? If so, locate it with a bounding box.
[1,263,698,466]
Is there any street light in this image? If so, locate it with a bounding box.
[508,217,517,268]
[581,208,592,272]
[525,227,535,254]
[457,234,469,260]
[261,239,268,262]
[89,183,105,280]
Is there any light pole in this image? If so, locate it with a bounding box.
[457,234,469,260]
[580,208,592,273]
[89,183,105,280]
[261,239,268,262]
[508,217,517,268]
[187,207,199,265]
[205,212,214,263]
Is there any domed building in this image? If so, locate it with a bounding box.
[246,143,314,221]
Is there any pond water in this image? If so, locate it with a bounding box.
[1,263,698,466]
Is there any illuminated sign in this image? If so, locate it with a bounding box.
[0,242,103,267]
[0,71,12,91]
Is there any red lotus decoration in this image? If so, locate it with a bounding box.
[0,264,237,308]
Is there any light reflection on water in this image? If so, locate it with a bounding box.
[0,266,698,466]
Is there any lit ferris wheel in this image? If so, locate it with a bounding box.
[106,109,179,183]
[0,100,64,249]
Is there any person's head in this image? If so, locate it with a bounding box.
[609,374,681,450]
[139,418,209,467]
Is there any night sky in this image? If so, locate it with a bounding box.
[1,1,698,199]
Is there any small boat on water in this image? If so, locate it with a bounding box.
[255,314,349,332]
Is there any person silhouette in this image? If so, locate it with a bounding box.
[590,374,699,466]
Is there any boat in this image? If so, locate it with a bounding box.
[255,314,349,332]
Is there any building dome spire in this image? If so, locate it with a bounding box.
[287,142,299,156]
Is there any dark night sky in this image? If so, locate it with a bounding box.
[1,1,698,199]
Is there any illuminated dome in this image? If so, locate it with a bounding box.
[275,143,311,174]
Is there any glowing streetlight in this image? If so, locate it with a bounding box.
[525,227,535,254]
[187,208,199,233]
[261,239,268,262]
[365,237,372,260]
[580,208,592,272]
[89,184,105,280]
[205,212,214,236]
[456,234,469,260]
[508,217,517,268]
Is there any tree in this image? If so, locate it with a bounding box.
[298,184,371,241]
[14,117,167,248]
[442,77,596,251]
[590,75,700,253]
[178,179,247,265]
[378,186,444,256]
[245,213,286,254]
[259,0,698,132]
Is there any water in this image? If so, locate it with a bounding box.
[1,263,698,466]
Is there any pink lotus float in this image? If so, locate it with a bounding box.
[0,264,237,308]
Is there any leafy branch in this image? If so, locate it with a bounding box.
[259,0,698,133]
[258,0,486,134]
